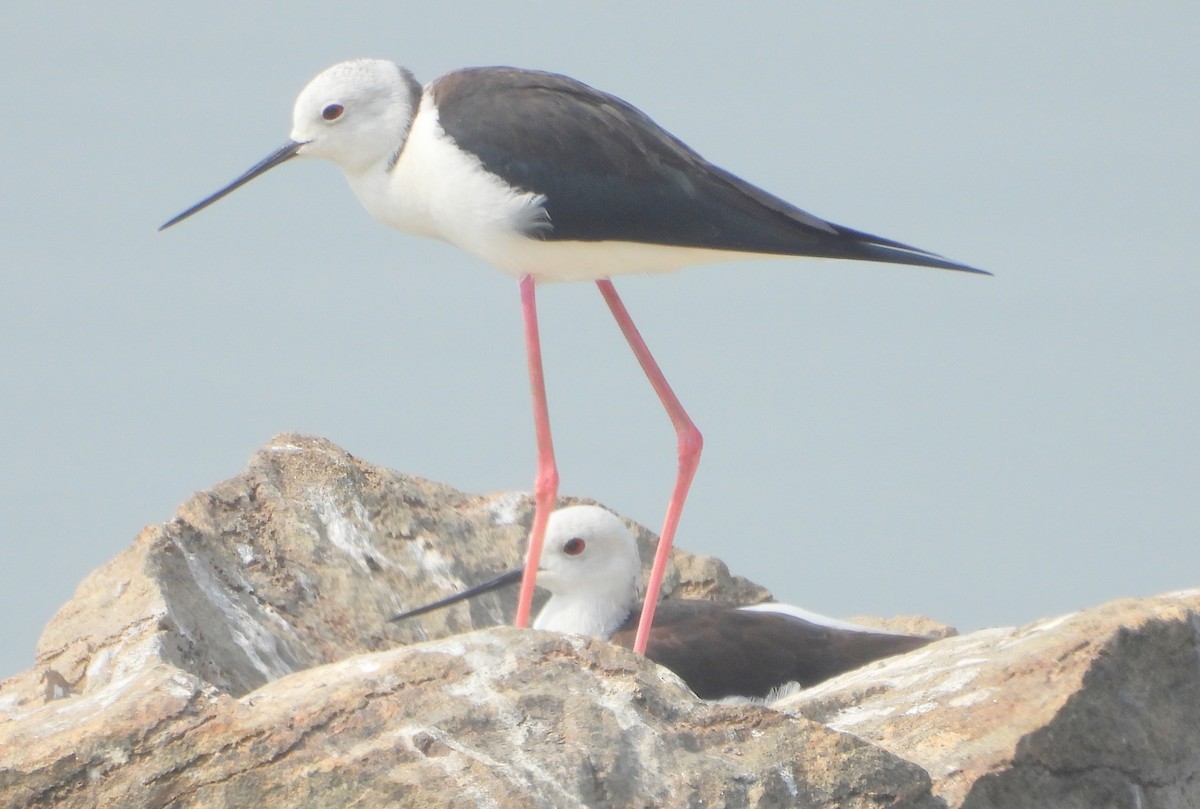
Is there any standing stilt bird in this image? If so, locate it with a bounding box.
[390,505,934,700]
[161,60,985,654]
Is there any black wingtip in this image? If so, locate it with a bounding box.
[876,247,991,276]
[833,230,990,276]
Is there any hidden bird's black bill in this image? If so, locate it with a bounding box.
[389,567,524,623]
[159,140,304,231]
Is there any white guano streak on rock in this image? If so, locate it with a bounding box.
[402,539,463,594]
[788,629,1016,729]
[779,766,799,797]
[81,615,167,689]
[947,687,997,708]
[265,441,306,455]
[3,667,133,735]
[309,489,394,574]
[86,745,129,784]
[485,491,526,526]
[10,645,192,737]
[1027,613,1076,634]
[597,673,674,782]
[175,543,297,681]
[437,635,585,805]
[547,634,674,794]
[312,636,573,806]
[391,724,503,809]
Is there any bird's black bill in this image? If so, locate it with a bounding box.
[388,567,524,623]
[159,140,304,231]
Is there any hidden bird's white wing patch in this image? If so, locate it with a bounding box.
[736,602,903,635]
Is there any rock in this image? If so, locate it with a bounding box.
[0,631,937,809]
[1,433,1198,807]
[11,434,770,712]
[775,590,1200,808]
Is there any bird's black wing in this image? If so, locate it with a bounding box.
[612,600,932,700]
[431,67,984,273]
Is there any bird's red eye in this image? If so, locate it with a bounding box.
[563,537,585,556]
[322,104,344,121]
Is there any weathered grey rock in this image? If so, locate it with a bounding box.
[777,590,1200,808]
[9,433,769,712]
[1,433,1197,807]
[0,631,937,809]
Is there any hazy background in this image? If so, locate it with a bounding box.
[3,4,1197,680]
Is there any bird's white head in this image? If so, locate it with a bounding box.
[533,505,642,638]
[290,59,422,174]
[158,59,423,231]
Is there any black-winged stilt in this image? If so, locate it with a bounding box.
[390,504,933,699]
[161,60,984,654]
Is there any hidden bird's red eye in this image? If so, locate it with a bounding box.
[322,103,344,121]
[563,537,585,556]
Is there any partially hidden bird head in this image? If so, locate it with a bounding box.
[532,505,643,637]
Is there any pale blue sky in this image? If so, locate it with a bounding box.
[3,4,1198,680]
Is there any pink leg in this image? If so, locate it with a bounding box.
[515,275,559,628]
[596,279,703,655]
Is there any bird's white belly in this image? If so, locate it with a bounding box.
[482,236,770,282]
[345,95,767,282]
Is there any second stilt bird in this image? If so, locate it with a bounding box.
[390,505,933,700]
[161,60,985,654]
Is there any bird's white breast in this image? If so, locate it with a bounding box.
[533,595,629,640]
[345,93,546,264]
[343,91,770,282]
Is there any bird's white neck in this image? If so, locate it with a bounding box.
[532,590,635,640]
[343,93,550,263]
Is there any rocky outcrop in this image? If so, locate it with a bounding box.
[7,434,769,712]
[1,434,1197,807]
[776,591,1200,808]
[0,631,943,809]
